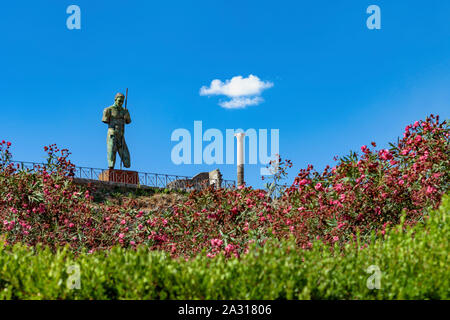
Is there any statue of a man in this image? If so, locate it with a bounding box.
[102,93,132,169]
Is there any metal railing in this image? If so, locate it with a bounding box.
[8,160,236,190]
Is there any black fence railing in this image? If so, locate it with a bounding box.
[8,161,236,190]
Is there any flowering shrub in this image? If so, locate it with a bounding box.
[262,155,292,198]
[1,194,449,299]
[0,140,12,165]
[0,115,448,257]
[283,114,449,246]
[0,143,95,251]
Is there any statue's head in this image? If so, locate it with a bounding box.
[114,93,125,107]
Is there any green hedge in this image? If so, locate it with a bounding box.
[0,195,449,300]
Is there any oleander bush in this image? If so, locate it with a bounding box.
[0,194,448,300]
[0,115,448,258]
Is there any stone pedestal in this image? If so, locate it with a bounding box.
[99,169,139,185]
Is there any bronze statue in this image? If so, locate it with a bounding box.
[102,92,131,169]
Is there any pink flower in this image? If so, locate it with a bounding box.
[119,233,125,239]
[426,186,437,195]
[379,149,393,160]
[314,183,323,191]
[130,240,136,245]
[298,179,309,186]
[337,223,345,229]
[207,213,216,219]
[332,236,339,243]
[68,223,75,228]
[120,219,126,225]
[210,238,223,247]
[225,244,234,253]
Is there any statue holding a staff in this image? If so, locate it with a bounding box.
[102,91,132,169]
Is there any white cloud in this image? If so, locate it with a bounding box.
[219,97,263,109]
[200,74,273,109]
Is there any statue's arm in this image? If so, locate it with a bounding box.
[125,109,131,124]
[102,108,110,124]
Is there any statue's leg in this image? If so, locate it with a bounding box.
[107,134,116,169]
[119,138,131,168]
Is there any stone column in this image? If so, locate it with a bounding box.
[235,133,245,187]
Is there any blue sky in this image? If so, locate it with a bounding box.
[1,0,449,188]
